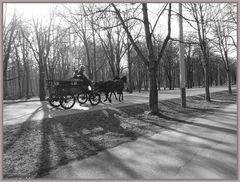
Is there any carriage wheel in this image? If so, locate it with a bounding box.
[77,93,88,104]
[48,95,61,107]
[60,95,75,109]
[89,92,101,106]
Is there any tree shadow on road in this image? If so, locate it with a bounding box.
[37,89,237,179]
[35,101,138,178]
[3,104,47,179]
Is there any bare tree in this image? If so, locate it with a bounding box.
[212,4,236,94]
[113,3,171,114]
[93,9,130,78]
[20,30,31,99]
[225,3,237,48]
[184,3,214,101]
[13,40,22,98]
[83,5,99,81]
[163,40,178,90]
[3,13,18,98]
[21,19,52,100]
[127,41,133,93]
[60,5,95,79]
[184,34,198,88]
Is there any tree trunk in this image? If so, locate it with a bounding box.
[22,39,30,99]
[44,58,49,81]
[39,62,46,101]
[25,62,30,98]
[3,58,9,99]
[168,76,172,90]
[29,66,34,96]
[137,60,142,92]
[15,45,22,98]
[204,62,210,101]
[91,16,97,81]
[116,55,121,76]
[83,34,92,80]
[144,67,149,91]
[187,59,190,88]
[190,62,193,88]
[149,62,158,114]
[198,73,201,88]
[164,73,167,90]
[227,69,232,94]
[157,63,161,90]
[224,51,232,94]
[172,71,175,90]
[217,62,221,86]
[127,43,133,93]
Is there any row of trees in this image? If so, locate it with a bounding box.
[3,3,237,114]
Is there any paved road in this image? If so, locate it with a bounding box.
[45,104,237,179]
[3,86,236,126]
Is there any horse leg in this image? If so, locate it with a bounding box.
[108,91,112,103]
[99,93,103,103]
[118,91,123,102]
[113,91,117,100]
[104,92,108,102]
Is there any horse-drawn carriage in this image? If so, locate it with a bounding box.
[46,75,127,109]
[47,79,101,109]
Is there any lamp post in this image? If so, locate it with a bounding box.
[179,3,186,107]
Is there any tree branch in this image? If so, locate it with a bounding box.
[157,3,172,64]
[151,3,168,34]
[112,3,149,66]
[170,37,199,45]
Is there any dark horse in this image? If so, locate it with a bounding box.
[93,76,127,103]
[93,81,117,103]
[110,76,127,102]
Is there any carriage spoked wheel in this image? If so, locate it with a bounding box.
[89,92,101,106]
[77,92,88,104]
[48,95,61,107]
[60,94,76,109]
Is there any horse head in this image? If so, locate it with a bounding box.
[120,76,127,83]
[113,76,120,80]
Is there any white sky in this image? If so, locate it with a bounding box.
[3,3,180,38]
[3,3,237,58]
[4,3,61,17]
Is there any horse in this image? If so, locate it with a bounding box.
[93,76,127,103]
[109,76,127,102]
[93,80,117,103]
